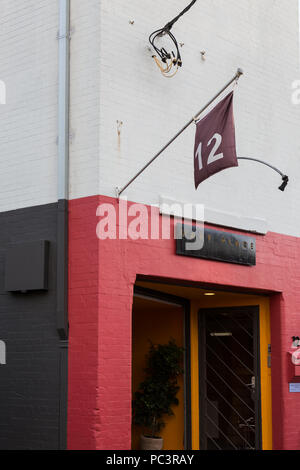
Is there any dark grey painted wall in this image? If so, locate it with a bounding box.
[0,203,67,450]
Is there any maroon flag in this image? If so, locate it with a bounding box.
[194,91,238,189]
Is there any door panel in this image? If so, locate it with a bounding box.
[199,306,261,450]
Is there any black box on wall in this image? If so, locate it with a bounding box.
[5,240,50,292]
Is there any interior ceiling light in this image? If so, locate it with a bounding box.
[149,0,198,78]
[204,292,216,296]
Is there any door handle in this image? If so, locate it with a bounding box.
[246,376,255,390]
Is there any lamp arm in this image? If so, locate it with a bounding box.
[238,157,289,192]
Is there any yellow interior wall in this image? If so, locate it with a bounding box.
[132,299,185,450]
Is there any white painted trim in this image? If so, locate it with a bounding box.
[159,195,268,235]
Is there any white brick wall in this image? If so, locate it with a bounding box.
[0,1,299,237]
[94,0,300,237]
[0,0,59,212]
[69,0,101,199]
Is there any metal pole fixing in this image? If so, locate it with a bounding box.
[116,68,244,198]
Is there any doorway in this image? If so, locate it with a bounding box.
[134,279,272,450]
[199,306,261,450]
[131,286,191,450]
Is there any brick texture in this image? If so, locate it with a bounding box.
[68,195,300,450]
[96,0,300,237]
[0,0,58,212]
[0,203,62,450]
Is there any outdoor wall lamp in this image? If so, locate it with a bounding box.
[238,158,289,192]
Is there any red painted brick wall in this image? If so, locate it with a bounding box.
[68,197,100,450]
[68,195,300,450]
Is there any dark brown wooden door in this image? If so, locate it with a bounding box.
[199,306,261,450]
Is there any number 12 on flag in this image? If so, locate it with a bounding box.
[194,92,238,189]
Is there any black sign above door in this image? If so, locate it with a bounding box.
[176,225,256,266]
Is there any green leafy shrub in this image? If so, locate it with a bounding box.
[133,339,184,438]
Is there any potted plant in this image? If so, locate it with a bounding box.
[132,339,184,450]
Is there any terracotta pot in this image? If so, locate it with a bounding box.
[140,434,163,450]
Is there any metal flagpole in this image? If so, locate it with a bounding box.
[116,68,244,198]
